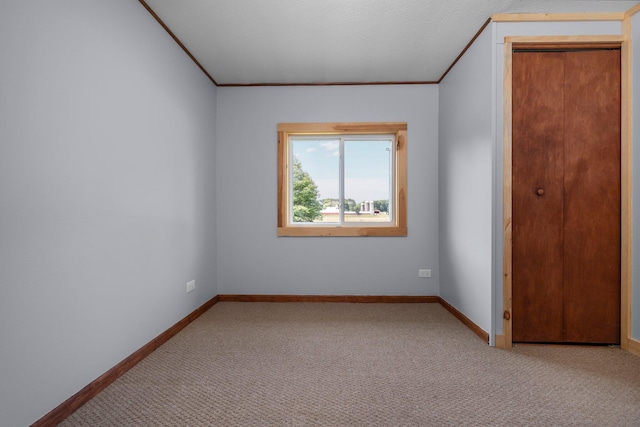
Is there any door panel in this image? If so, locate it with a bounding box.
[512,52,565,343]
[512,49,621,344]
[562,50,621,343]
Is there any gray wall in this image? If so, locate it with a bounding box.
[438,26,494,337]
[633,12,640,341]
[216,85,439,296]
[0,1,218,425]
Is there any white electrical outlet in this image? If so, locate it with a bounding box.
[418,269,431,278]
[186,280,196,293]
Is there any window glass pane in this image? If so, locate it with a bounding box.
[290,138,340,223]
[343,139,392,223]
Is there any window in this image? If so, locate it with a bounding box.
[277,122,407,236]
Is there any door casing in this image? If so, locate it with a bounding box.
[499,35,632,350]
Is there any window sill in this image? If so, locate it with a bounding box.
[277,226,407,237]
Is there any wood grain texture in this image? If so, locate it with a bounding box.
[277,130,286,228]
[628,338,640,357]
[512,51,566,343]
[31,296,219,427]
[502,43,514,349]
[396,130,408,230]
[625,3,640,17]
[492,13,625,22]
[562,49,621,344]
[277,226,407,237]
[511,49,621,344]
[507,35,624,46]
[503,35,630,350]
[277,122,407,134]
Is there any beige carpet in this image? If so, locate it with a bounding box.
[61,302,640,426]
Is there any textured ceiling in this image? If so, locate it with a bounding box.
[142,0,638,85]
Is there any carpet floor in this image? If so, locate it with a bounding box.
[60,302,640,426]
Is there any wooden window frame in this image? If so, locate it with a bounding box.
[277,122,407,237]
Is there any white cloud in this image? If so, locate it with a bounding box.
[331,151,340,157]
[320,141,339,151]
[306,147,317,152]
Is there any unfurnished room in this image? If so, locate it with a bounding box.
[2,1,640,426]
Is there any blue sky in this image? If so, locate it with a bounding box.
[292,138,392,203]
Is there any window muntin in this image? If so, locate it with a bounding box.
[278,123,407,236]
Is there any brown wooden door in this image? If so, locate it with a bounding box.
[512,48,621,344]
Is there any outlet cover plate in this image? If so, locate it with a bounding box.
[186,280,196,293]
[418,269,431,278]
